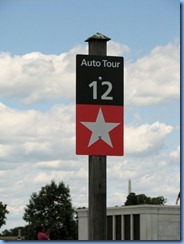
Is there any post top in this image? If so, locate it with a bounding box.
[85,32,111,42]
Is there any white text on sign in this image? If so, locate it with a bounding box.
[81,59,121,68]
[89,78,113,100]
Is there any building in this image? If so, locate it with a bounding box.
[77,205,180,240]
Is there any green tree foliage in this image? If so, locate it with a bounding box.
[125,193,167,206]
[23,180,77,240]
[0,201,9,229]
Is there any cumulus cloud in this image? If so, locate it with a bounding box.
[169,145,180,159]
[0,41,179,106]
[0,103,75,163]
[125,121,173,156]
[108,41,130,56]
[125,42,180,105]
[0,51,76,104]
[0,102,174,167]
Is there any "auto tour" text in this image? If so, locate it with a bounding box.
[80,59,121,68]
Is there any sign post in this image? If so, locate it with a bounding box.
[76,33,124,240]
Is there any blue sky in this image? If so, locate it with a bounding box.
[0,0,181,240]
[0,0,180,56]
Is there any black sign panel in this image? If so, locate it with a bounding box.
[76,55,124,106]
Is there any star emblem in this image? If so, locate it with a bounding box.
[80,108,120,148]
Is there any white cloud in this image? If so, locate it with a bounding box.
[108,41,130,56]
[0,41,179,106]
[125,121,173,156]
[0,45,87,104]
[0,51,76,104]
[0,103,75,162]
[125,42,180,105]
[34,160,63,169]
[0,102,174,167]
[0,42,129,104]
[169,145,180,159]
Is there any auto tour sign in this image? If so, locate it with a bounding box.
[76,54,124,156]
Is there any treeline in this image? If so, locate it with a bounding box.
[124,192,167,205]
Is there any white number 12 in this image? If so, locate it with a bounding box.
[89,81,113,100]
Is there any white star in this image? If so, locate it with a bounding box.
[81,108,120,147]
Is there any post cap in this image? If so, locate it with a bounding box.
[85,32,111,42]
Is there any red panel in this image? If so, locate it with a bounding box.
[76,104,124,156]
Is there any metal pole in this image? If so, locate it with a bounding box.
[85,32,110,240]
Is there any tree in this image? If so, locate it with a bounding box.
[23,180,77,240]
[125,192,167,206]
[0,201,9,229]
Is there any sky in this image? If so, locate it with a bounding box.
[0,0,181,237]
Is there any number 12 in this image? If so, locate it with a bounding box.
[89,81,113,100]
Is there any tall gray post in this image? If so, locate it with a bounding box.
[85,33,110,240]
